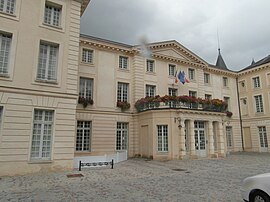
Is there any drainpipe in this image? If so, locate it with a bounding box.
[236,77,244,151]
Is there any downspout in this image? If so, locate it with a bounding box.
[236,77,244,151]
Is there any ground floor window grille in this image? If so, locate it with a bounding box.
[116,122,128,150]
[31,109,54,160]
[157,125,168,152]
[76,121,91,151]
[258,126,268,148]
[226,126,233,148]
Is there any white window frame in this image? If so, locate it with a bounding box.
[168,88,177,96]
[76,121,91,151]
[168,64,176,76]
[226,126,233,148]
[82,48,93,64]
[0,106,3,133]
[0,0,16,14]
[252,76,260,88]
[79,77,93,100]
[258,126,268,148]
[0,33,12,76]
[204,73,210,84]
[37,42,59,82]
[116,122,128,151]
[205,94,212,100]
[146,59,155,72]
[157,125,168,152]
[145,84,156,97]
[224,96,230,111]
[117,82,129,102]
[254,95,264,113]
[30,109,54,160]
[188,68,195,81]
[119,56,128,69]
[189,91,197,97]
[223,77,228,87]
[43,1,62,27]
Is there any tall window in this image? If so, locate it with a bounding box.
[31,110,54,160]
[253,76,260,88]
[0,33,11,75]
[37,42,58,81]
[224,97,230,111]
[119,56,128,69]
[168,64,176,76]
[204,73,210,84]
[82,49,93,63]
[0,0,15,14]
[258,126,268,148]
[168,88,177,96]
[76,121,91,151]
[0,107,2,132]
[116,122,128,150]
[188,68,195,80]
[157,125,168,152]
[145,85,156,97]
[223,77,228,87]
[254,95,264,113]
[146,59,154,72]
[205,94,212,100]
[79,77,93,99]
[189,91,197,108]
[226,126,233,148]
[117,82,128,102]
[44,2,61,27]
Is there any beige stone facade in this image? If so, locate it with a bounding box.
[0,0,89,176]
[0,0,269,177]
[238,60,270,152]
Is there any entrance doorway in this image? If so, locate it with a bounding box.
[194,121,206,157]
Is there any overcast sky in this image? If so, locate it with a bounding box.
[80,0,270,71]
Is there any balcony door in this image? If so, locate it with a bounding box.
[194,121,207,157]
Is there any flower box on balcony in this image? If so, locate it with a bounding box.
[78,96,94,108]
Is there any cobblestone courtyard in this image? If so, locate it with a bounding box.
[1,152,270,202]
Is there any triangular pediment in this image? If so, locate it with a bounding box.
[146,40,207,66]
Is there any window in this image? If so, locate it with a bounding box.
[226,126,233,148]
[82,49,93,64]
[146,60,154,72]
[253,77,260,88]
[188,68,195,80]
[168,64,176,76]
[76,121,91,151]
[204,73,210,84]
[145,85,156,97]
[79,77,93,100]
[117,82,128,102]
[223,77,228,87]
[37,42,58,82]
[254,95,264,113]
[119,56,128,69]
[0,107,2,131]
[44,2,62,27]
[0,0,15,14]
[157,125,168,152]
[258,126,268,148]
[31,109,54,160]
[168,88,177,96]
[205,94,212,100]
[116,122,128,150]
[224,97,230,111]
[0,33,11,75]
[189,91,197,97]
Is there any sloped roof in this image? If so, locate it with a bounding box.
[239,55,270,72]
[215,49,228,70]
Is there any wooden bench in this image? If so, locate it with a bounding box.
[78,159,114,171]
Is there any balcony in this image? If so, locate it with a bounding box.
[135,95,230,114]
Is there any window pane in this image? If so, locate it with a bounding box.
[76,121,91,151]
[0,34,11,74]
[79,77,93,99]
[116,122,128,150]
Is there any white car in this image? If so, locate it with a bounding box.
[241,173,270,202]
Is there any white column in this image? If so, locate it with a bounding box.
[190,120,196,156]
[218,121,225,156]
[208,121,215,156]
[179,119,186,157]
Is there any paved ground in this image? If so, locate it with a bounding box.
[1,152,270,202]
